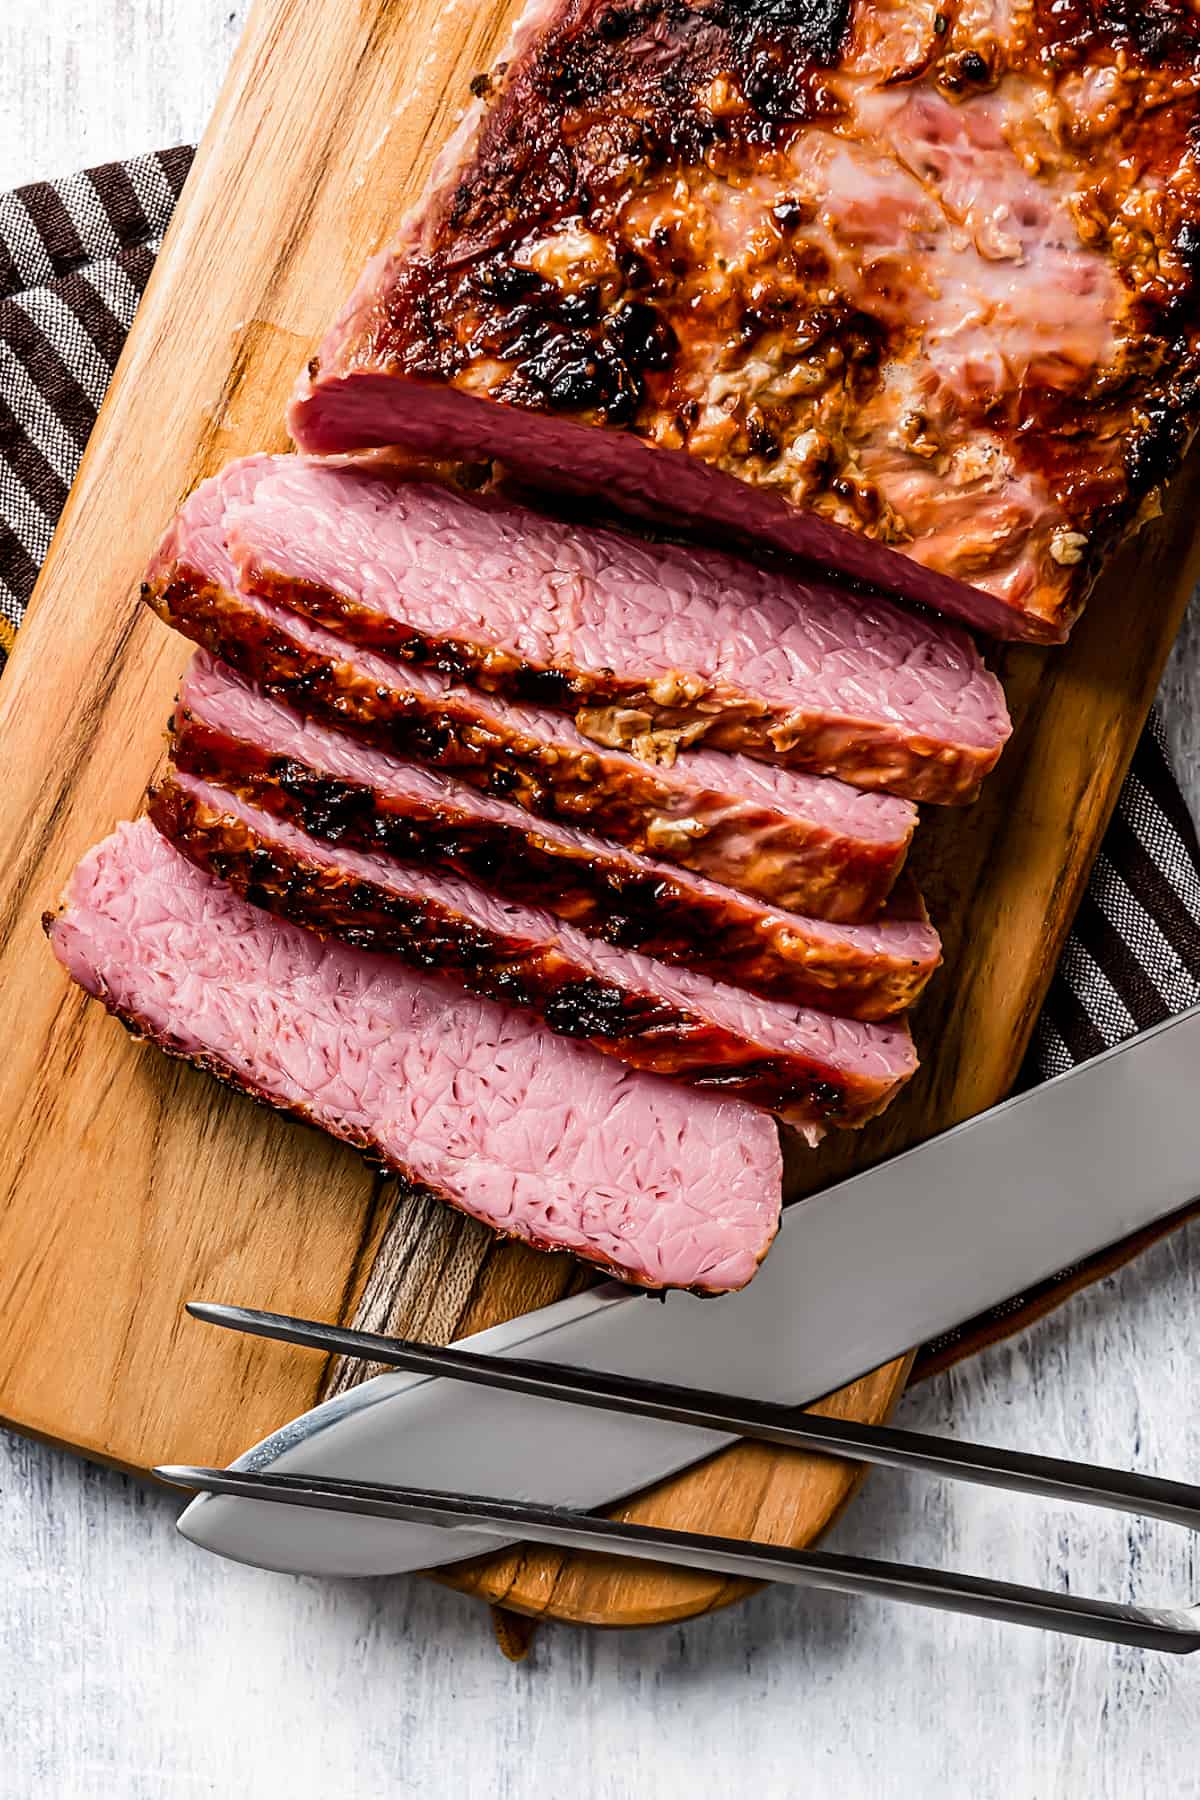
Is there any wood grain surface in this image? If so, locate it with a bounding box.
[0,0,1198,1635]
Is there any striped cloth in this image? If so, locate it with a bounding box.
[0,147,193,648]
[3,150,1200,1369]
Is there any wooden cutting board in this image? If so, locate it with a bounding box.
[1,0,1198,1631]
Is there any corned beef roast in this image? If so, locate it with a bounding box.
[150,770,918,1131]
[217,454,1009,798]
[146,500,921,917]
[174,655,941,1018]
[45,821,782,1292]
[289,0,1200,643]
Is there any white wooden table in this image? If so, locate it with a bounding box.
[5,5,1200,1793]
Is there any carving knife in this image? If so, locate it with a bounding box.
[179,1004,1200,1578]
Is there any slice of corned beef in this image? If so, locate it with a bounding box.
[153,582,916,919]
[45,821,782,1292]
[174,654,941,1019]
[287,0,1200,644]
[221,455,1009,801]
[150,771,918,1132]
[144,471,918,918]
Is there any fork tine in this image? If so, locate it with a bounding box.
[188,1302,1200,1533]
[156,1464,1200,1654]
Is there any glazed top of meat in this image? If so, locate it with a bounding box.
[345,0,1200,636]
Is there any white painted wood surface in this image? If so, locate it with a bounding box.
[5,4,1200,1792]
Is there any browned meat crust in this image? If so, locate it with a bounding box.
[148,775,915,1128]
[241,556,1007,798]
[299,0,1200,640]
[173,703,940,1018]
[144,572,916,913]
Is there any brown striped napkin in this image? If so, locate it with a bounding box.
[0,147,193,644]
[3,150,1200,1374]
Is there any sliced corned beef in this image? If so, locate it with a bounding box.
[44,821,782,1292]
[221,455,1008,802]
[150,771,918,1132]
[174,654,941,1019]
[290,368,1012,630]
[144,477,917,918]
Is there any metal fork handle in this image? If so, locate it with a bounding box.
[191,1303,1200,1533]
[156,1465,1200,1654]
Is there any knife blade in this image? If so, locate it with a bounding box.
[179,1003,1200,1578]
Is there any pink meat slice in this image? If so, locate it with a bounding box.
[144,463,919,918]
[44,820,782,1292]
[290,370,1001,626]
[175,653,942,1019]
[223,455,1009,797]
[153,769,918,1131]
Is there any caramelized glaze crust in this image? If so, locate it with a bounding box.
[150,773,918,1127]
[172,665,940,1018]
[145,573,922,913]
[300,0,1200,638]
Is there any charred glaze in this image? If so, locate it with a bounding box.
[302,0,1200,638]
[238,506,1006,801]
[148,776,915,1127]
[145,573,917,916]
[172,702,938,1018]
